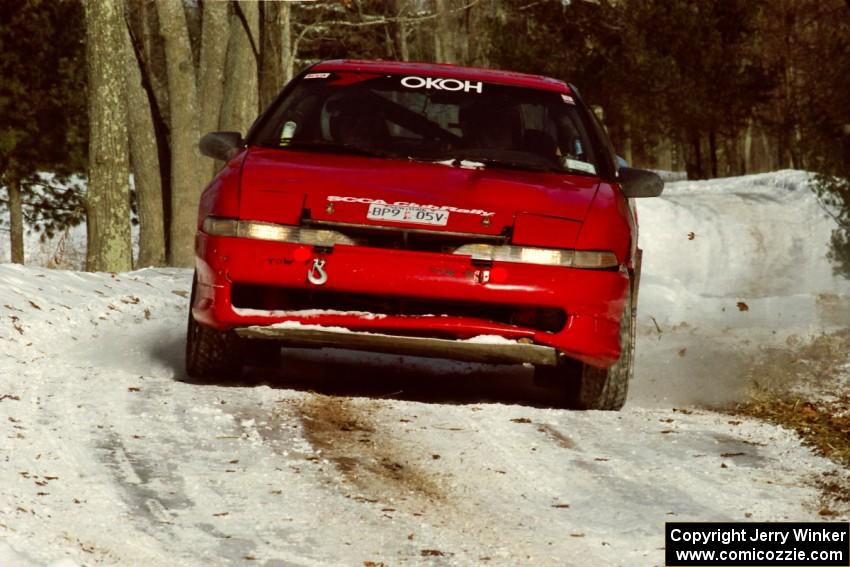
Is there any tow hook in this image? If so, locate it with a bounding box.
[474,269,491,284]
[307,258,328,286]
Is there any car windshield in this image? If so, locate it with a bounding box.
[254,71,599,176]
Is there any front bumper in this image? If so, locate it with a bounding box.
[193,233,629,367]
[237,325,559,366]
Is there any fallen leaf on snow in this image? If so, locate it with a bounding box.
[10,316,23,334]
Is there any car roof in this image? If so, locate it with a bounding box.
[312,59,572,94]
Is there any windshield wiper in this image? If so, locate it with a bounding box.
[443,155,559,173]
[283,141,396,159]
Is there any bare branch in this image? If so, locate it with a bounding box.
[299,0,481,32]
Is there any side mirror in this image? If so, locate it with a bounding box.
[619,167,664,198]
[199,131,243,161]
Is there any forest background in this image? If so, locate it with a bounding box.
[1,0,848,271]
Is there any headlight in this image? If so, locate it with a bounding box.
[202,217,355,246]
[453,243,618,269]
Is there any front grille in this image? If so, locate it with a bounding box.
[231,283,566,333]
[305,220,507,254]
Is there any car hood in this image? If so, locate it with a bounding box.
[239,148,600,236]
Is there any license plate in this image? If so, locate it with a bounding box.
[366,204,450,226]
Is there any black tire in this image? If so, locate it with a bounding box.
[536,283,635,410]
[185,275,245,381]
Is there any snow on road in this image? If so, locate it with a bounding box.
[0,171,849,566]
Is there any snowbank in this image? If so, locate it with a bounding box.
[633,170,850,406]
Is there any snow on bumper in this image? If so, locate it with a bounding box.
[193,234,629,366]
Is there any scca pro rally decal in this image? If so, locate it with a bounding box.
[327,195,494,217]
[400,76,483,93]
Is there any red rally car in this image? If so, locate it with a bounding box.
[187,59,663,410]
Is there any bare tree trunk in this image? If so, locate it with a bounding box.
[434,0,467,64]
[791,123,803,169]
[621,121,633,166]
[125,20,166,268]
[8,176,24,264]
[259,1,283,111]
[709,128,718,178]
[687,132,704,179]
[656,138,673,171]
[134,0,170,137]
[721,135,732,176]
[434,0,452,62]
[281,2,294,83]
[395,0,410,61]
[220,2,258,135]
[743,119,753,174]
[85,0,133,272]
[759,129,772,172]
[383,23,396,58]
[398,22,409,60]
[127,0,172,254]
[198,0,229,150]
[157,0,207,267]
[467,0,488,66]
[457,1,471,64]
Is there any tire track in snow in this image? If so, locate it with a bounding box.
[3,358,179,565]
[293,396,571,564]
[95,430,192,529]
[295,394,444,503]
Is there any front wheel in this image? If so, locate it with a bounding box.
[185,275,245,381]
[536,284,635,410]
